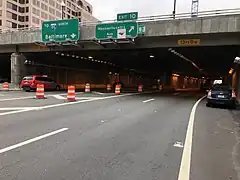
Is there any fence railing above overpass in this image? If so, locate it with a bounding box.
[0,8,240,33]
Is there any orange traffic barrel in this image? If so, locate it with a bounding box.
[159,84,163,91]
[138,84,143,92]
[106,84,111,91]
[3,82,9,90]
[36,84,45,99]
[85,83,90,92]
[115,84,121,95]
[67,85,76,101]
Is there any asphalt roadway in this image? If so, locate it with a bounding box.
[0,90,239,180]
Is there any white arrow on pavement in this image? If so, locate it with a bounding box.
[129,26,135,33]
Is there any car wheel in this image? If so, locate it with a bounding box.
[23,86,31,92]
[230,103,236,110]
[56,85,60,91]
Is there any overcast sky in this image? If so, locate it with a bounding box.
[87,0,240,20]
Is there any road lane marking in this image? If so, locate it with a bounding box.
[0,128,68,154]
[142,98,155,103]
[0,92,83,102]
[92,91,105,95]
[173,141,184,148]
[0,93,140,116]
[0,107,37,111]
[52,95,66,100]
[177,96,206,180]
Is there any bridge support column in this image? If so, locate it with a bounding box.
[10,53,26,85]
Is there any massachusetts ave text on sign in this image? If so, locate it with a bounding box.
[41,19,80,42]
[96,21,138,40]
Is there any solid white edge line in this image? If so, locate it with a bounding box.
[0,107,37,111]
[0,128,68,154]
[142,98,155,103]
[177,96,206,180]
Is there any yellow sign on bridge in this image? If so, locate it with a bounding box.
[178,39,200,46]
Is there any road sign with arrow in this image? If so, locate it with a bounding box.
[42,19,80,43]
[96,21,138,40]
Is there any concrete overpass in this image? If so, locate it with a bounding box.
[1,8,240,87]
[0,9,240,53]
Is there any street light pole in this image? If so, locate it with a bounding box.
[61,1,66,19]
[173,0,177,19]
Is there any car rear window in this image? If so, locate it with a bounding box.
[211,85,231,91]
[35,77,46,81]
[23,76,33,80]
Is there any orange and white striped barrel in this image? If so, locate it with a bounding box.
[106,84,111,91]
[138,84,143,92]
[3,82,9,91]
[67,85,76,101]
[36,84,45,99]
[159,84,163,91]
[85,83,90,92]
[115,84,121,95]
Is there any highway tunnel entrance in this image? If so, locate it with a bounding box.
[0,53,11,82]
[7,44,240,92]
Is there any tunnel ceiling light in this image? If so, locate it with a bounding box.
[56,52,59,55]
[67,54,70,56]
[72,55,75,57]
[172,73,180,77]
[88,56,93,59]
[104,61,107,64]
[76,56,79,58]
[229,68,234,75]
[61,53,64,56]
[149,55,154,58]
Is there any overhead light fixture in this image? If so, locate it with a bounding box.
[229,68,234,75]
[88,56,93,59]
[66,54,70,56]
[172,73,180,77]
[61,53,64,56]
[56,52,59,55]
[72,55,75,57]
[76,56,79,58]
[149,55,154,58]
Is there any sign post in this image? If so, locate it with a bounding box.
[96,21,138,40]
[117,12,138,21]
[41,19,80,42]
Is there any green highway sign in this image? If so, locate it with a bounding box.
[117,12,138,21]
[96,22,138,40]
[138,24,146,34]
[42,19,79,42]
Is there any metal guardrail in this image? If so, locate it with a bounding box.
[0,8,240,33]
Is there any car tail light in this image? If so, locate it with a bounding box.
[207,90,211,98]
[31,80,35,86]
[232,90,236,98]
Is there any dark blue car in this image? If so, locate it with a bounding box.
[206,84,237,109]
